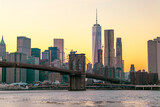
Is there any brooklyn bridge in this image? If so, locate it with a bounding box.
[0,54,122,91]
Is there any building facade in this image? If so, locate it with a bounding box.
[148,37,160,80]
[130,64,135,72]
[0,36,7,83]
[87,63,92,73]
[92,11,101,66]
[0,57,6,83]
[17,36,31,56]
[48,47,60,63]
[98,49,102,64]
[0,36,6,59]
[39,59,49,82]
[31,48,41,60]
[93,62,103,75]
[116,38,122,78]
[104,30,115,67]
[6,52,27,83]
[54,39,64,65]
[26,56,39,83]
[130,70,158,85]
[104,66,116,79]
[42,50,50,60]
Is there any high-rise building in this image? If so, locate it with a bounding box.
[116,38,122,79]
[42,47,60,65]
[48,62,62,83]
[31,48,41,60]
[5,52,9,60]
[104,66,115,79]
[98,49,102,64]
[0,57,6,83]
[124,72,130,81]
[130,64,135,72]
[104,29,115,67]
[51,59,61,68]
[87,63,92,73]
[54,39,64,65]
[92,10,101,66]
[42,50,50,60]
[48,47,60,63]
[17,36,31,56]
[62,63,69,83]
[93,49,103,75]
[116,38,122,68]
[26,56,39,83]
[148,37,160,80]
[0,36,6,59]
[0,36,7,83]
[122,60,125,79]
[39,59,49,82]
[6,52,27,83]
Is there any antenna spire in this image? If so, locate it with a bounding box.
[96,9,98,24]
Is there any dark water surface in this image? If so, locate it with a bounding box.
[0,90,160,107]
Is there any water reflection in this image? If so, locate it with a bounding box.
[0,90,159,107]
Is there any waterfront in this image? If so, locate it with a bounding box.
[0,90,160,107]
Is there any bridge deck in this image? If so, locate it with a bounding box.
[0,61,121,83]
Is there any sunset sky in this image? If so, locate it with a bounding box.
[0,0,160,72]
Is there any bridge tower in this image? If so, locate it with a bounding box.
[69,54,86,91]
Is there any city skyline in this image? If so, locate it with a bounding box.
[0,0,160,72]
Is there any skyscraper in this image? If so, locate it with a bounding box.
[104,29,115,67]
[26,56,39,83]
[39,59,49,82]
[98,49,102,64]
[0,57,6,83]
[42,50,50,60]
[116,38,122,68]
[87,63,92,73]
[148,37,160,80]
[0,36,6,83]
[116,38,122,78]
[122,60,124,79]
[48,47,60,63]
[6,52,27,83]
[130,64,135,72]
[31,48,41,60]
[54,39,64,65]
[48,47,62,83]
[0,36,6,59]
[17,36,31,56]
[92,10,101,66]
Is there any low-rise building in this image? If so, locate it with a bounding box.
[130,70,158,85]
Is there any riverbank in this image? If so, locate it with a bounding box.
[1,85,160,91]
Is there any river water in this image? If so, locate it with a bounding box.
[0,90,160,107]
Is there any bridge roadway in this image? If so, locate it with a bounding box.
[0,61,120,83]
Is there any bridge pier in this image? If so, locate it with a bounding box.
[69,74,86,91]
[69,54,86,91]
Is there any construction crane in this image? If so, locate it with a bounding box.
[65,48,77,55]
